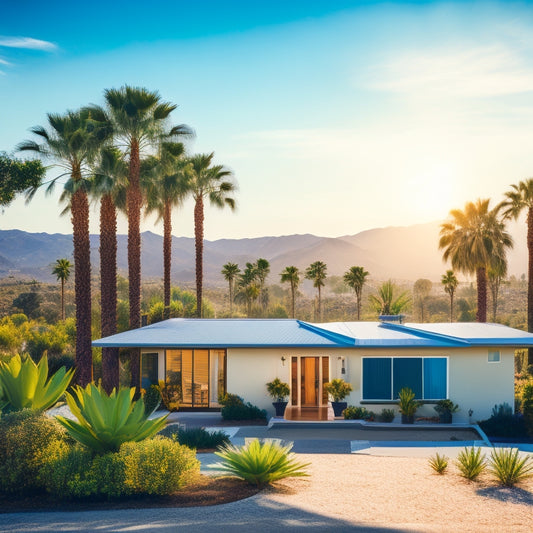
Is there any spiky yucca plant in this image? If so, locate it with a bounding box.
[211,439,310,486]
[428,453,449,474]
[0,354,73,411]
[55,383,168,453]
[455,447,486,480]
[489,447,533,486]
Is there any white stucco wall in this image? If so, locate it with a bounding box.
[227,346,515,422]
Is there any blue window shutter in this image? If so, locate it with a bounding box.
[363,358,392,400]
[424,358,447,399]
[393,358,422,399]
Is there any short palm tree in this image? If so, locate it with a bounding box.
[99,85,192,389]
[188,153,236,317]
[255,258,270,311]
[305,261,327,321]
[441,270,458,322]
[221,262,241,316]
[343,266,369,320]
[500,179,533,361]
[144,142,190,319]
[52,258,72,321]
[236,262,260,317]
[369,280,410,316]
[439,199,513,323]
[19,108,111,386]
[280,266,300,318]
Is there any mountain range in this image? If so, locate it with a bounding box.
[0,219,528,286]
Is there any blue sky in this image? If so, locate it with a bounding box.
[2,1,533,240]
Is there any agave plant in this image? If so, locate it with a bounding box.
[489,447,533,487]
[455,447,486,481]
[0,354,74,411]
[55,383,168,453]
[428,453,449,474]
[210,439,310,486]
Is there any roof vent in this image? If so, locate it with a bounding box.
[379,314,405,324]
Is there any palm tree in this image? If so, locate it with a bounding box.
[305,261,327,321]
[100,85,191,389]
[236,262,260,317]
[188,153,236,317]
[439,199,513,323]
[369,280,410,316]
[280,266,300,318]
[221,262,240,316]
[500,179,533,361]
[90,146,127,392]
[144,142,190,319]
[52,258,72,321]
[488,259,507,323]
[441,270,458,322]
[255,258,270,311]
[343,266,369,320]
[19,108,111,386]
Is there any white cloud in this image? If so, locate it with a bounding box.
[0,37,57,52]
[363,44,533,98]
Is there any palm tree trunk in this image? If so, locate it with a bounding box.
[229,279,234,316]
[527,207,533,365]
[100,194,119,393]
[194,195,204,318]
[318,286,322,322]
[128,138,142,390]
[60,278,65,321]
[476,266,487,323]
[450,293,454,322]
[163,199,171,320]
[71,184,92,387]
[291,283,295,318]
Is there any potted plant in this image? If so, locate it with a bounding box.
[324,378,353,417]
[266,378,290,417]
[434,399,459,424]
[397,387,421,424]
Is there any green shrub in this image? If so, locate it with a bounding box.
[379,408,396,423]
[522,383,533,437]
[56,383,168,453]
[211,439,310,486]
[428,453,449,474]
[221,402,267,421]
[157,378,181,412]
[489,447,533,487]
[0,409,67,494]
[159,425,230,449]
[121,437,200,495]
[479,402,527,439]
[343,406,368,420]
[218,392,245,407]
[323,379,353,402]
[41,441,129,499]
[143,384,162,415]
[455,447,486,481]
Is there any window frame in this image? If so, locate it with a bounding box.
[361,356,449,403]
[488,350,501,363]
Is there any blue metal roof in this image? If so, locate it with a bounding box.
[92,318,533,349]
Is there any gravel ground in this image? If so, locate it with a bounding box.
[2,453,532,532]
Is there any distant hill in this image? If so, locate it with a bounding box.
[0,219,528,285]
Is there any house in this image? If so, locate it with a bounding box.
[92,318,533,422]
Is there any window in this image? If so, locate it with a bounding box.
[488,351,500,363]
[362,357,447,401]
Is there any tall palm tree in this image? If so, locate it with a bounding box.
[52,258,72,321]
[343,266,369,321]
[439,199,513,323]
[91,146,127,392]
[188,153,236,317]
[441,270,458,322]
[500,179,533,361]
[255,258,270,312]
[305,261,327,321]
[144,142,190,319]
[413,278,432,322]
[280,266,300,318]
[488,259,507,323]
[369,280,410,316]
[221,262,240,316]
[19,109,111,386]
[99,86,191,389]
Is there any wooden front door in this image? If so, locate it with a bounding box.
[301,357,319,406]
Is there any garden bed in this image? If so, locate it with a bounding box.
[0,476,261,513]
